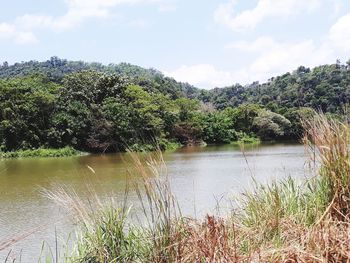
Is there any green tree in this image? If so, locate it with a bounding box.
[196,112,236,144]
[0,75,59,151]
[228,104,261,133]
[252,110,291,140]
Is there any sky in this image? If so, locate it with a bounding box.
[0,0,350,89]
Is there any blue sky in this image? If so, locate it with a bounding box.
[0,0,350,89]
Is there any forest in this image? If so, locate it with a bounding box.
[0,57,349,154]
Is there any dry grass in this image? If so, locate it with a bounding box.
[303,113,350,221]
[41,112,350,263]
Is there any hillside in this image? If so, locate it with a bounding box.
[197,63,350,114]
[1,58,349,114]
[0,58,349,154]
[0,57,197,100]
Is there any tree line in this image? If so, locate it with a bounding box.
[0,57,349,153]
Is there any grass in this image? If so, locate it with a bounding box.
[43,150,182,262]
[5,112,350,262]
[303,113,350,221]
[129,139,182,153]
[0,140,180,160]
[161,140,183,151]
[231,132,261,145]
[0,147,82,159]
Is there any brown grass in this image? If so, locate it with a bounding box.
[41,112,350,263]
[303,113,350,221]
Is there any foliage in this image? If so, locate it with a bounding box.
[234,132,260,144]
[158,138,182,151]
[2,58,349,114]
[224,104,261,133]
[0,147,80,158]
[195,111,237,144]
[201,63,350,114]
[1,58,348,155]
[0,75,59,150]
[0,57,196,99]
[252,109,291,140]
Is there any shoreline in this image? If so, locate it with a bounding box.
[0,139,303,159]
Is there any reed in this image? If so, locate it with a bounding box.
[40,112,350,262]
[303,112,350,221]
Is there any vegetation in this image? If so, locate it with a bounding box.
[197,63,350,114]
[0,57,194,99]
[0,58,349,156]
[0,147,80,158]
[36,113,350,262]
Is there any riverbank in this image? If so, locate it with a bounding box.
[0,147,82,158]
[232,136,261,145]
[35,113,349,262]
[0,140,182,159]
[0,138,261,159]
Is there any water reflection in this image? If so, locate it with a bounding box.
[0,143,307,262]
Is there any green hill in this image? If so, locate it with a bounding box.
[0,58,349,155]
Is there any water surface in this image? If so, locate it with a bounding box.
[0,143,308,261]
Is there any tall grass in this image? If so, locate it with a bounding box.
[303,113,350,221]
[43,150,182,262]
[42,112,350,262]
[232,112,350,261]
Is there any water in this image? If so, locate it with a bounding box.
[0,143,308,262]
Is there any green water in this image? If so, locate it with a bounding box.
[0,143,308,262]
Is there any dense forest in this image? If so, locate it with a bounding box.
[0,57,349,154]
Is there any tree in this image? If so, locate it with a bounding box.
[283,107,315,139]
[0,75,59,150]
[228,104,261,133]
[175,98,199,121]
[196,112,236,144]
[252,110,291,140]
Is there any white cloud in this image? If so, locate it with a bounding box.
[14,31,39,44]
[329,13,350,52]
[164,64,247,89]
[227,37,334,73]
[162,4,350,90]
[225,36,277,52]
[54,0,167,30]
[15,0,163,31]
[0,23,15,37]
[214,0,321,32]
[1,0,168,44]
[15,15,54,30]
[167,36,337,89]
[190,5,350,89]
[248,40,333,77]
[0,22,38,44]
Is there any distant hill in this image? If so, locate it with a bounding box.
[1,57,349,153]
[0,56,198,100]
[196,62,350,113]
[1,57,349,113]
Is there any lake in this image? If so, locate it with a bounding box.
[0,143,309,262]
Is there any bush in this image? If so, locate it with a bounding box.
[233,131,260,144]
[0,147,80,158]
[252,110,291,140]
